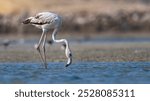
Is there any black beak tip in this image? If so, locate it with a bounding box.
[65,64,70,67]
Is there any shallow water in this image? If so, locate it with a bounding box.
[0,62,150,84]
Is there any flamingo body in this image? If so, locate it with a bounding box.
[23,12,72,68]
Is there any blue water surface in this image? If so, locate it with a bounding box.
[0,62,150,84]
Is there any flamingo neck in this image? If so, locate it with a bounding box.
[52,28,69,48]
[52,28,72,67]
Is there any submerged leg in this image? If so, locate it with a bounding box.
[35,46,44,66]
[35,29,46,68]
[42,33,47,68]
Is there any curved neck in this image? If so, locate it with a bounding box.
[52,28,70,49]
[52,28,59,42]
[52,28,72,66]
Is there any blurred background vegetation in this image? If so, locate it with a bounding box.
[0,0,150,36]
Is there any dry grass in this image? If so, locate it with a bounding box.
[0,0,150,15]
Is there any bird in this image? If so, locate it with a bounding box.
[22,12,72,68]
[0,39,11,49]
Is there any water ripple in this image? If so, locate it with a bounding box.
[0,62,150,84]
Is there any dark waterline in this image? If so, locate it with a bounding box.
[0,62,150,84]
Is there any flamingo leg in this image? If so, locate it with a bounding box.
[37,48,45,67]
[35,30,46,68]
[42,33,47,68]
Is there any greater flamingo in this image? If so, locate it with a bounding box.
[23,12,72,68]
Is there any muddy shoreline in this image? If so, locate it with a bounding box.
[0,41,150,63]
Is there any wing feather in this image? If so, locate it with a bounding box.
[23,12,59,26]
[30,12,56,25]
